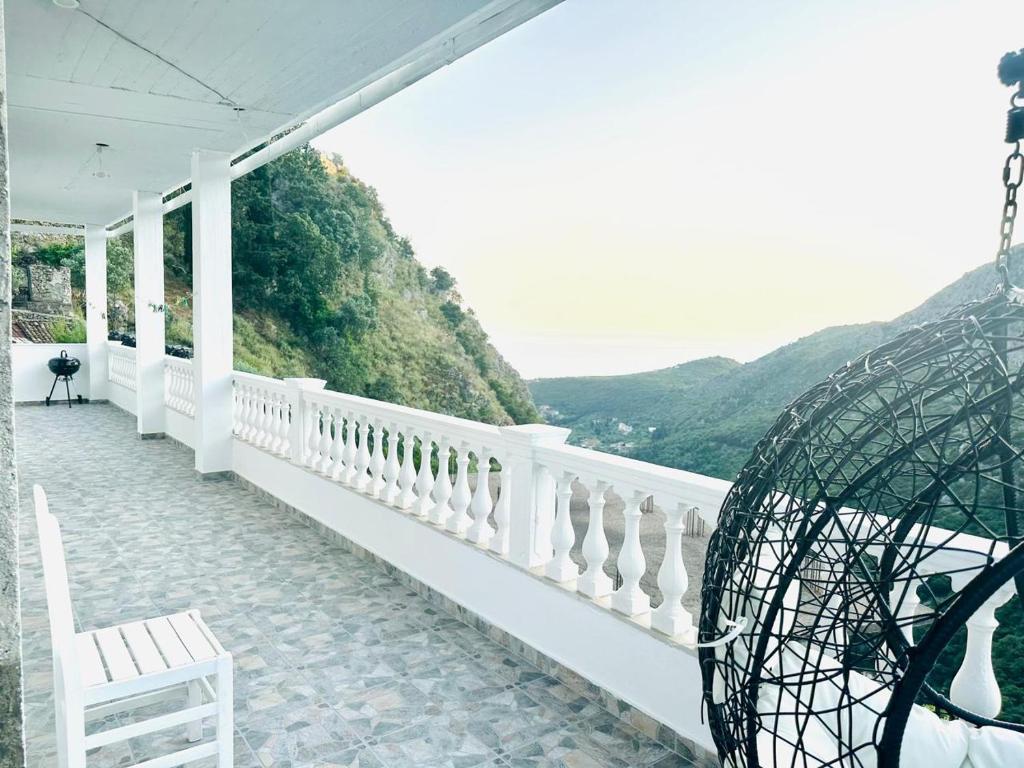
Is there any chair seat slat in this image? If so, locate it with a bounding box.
[75,632,109,687]
[168,613,217,661]
[146,616,192,668]
[94,627,139,681]
[121,621,168,675]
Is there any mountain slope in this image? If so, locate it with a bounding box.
[118,145,539,426]
[531,249,1024,478]
[530,357,739,450]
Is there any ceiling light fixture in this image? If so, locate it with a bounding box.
[52,0,81,9]
[92,143,110,180]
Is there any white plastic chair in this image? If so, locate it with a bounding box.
[34,484,233,768]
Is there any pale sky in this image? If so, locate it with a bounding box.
[314,0,1024,379]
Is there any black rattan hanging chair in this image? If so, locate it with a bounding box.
[698,52,1024,768]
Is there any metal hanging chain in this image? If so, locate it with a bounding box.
[996,50,1024,287]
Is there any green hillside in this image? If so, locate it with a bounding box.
[19,145,540,426]
[530,357,738,452]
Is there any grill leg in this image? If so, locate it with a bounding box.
[46,374,60,406]
[65,377,72,408]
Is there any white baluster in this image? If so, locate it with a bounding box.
[652,503,694,639]
[467,449,494,546]
[185,368,195,416]
[612,489,651,616]
[316,407,334,473]
[489,462,512,556]
[305,401,321,467]
[165,366,174,409]
[328,406,346,480]
[260,388,275,448]
[413,432,435,517]
[578,480,612,598]
[353,418,372,491]
[446,441,473,535]
[546,471,579,582]
[232,383,242,435]
[396,428,418,510]
[890,579,922,645]
[267,394,282,454]
[382,422,401,505]
[278,395,292,456]
[341,411,358,485]
[950,589,1013,718]
[240,386,254,441]
[369,419,386,498]
[428,438,454,525]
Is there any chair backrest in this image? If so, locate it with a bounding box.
[33,485,79,690]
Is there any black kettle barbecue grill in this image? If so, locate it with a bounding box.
[46,350,82,408]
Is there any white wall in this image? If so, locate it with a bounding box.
[165,409,195,448]
[233,439,714,752]
[106,380,136,416]
[12,343,90,402]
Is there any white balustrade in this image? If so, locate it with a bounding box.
[164,357,195,417]
[232,373,291,455]
[107,343,137,391]
[221,361,1020,711]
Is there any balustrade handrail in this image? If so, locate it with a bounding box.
[534,442,732,518]
[233,370,288,390]
[304,387,504,448]
[107,341,135,356]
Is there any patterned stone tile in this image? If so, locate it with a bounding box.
[15,404,698,768]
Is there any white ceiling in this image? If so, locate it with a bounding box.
[5,0,557,225]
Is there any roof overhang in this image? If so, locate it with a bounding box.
[5,0,561,227]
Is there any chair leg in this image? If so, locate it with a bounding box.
[187,680,202,742]
[216,659,233,768]
[61,705,86,768]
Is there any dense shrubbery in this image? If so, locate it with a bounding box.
[154,145,539,425]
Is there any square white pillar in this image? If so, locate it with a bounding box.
[133,190,165,436]
[84,225,108,401]
[191,150,234,474]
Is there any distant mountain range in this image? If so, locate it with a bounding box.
[530,249,1024,480]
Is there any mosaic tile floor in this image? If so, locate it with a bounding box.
[16,404,696,768]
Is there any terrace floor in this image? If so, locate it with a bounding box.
[16,404,695,768]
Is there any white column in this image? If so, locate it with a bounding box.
[84,224,108,401]
[499,425,570,569]
[132,190,165,436]
[191,150,234,474]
